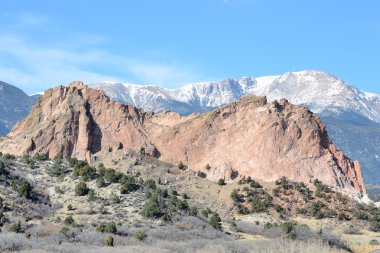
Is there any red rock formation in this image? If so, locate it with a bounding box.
[0,82,366,196]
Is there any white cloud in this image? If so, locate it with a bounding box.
[0,13,209,94]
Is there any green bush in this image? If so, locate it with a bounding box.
[178,161,185,170]
[11,221,22,233]
[104,235,114,246]
[64,215,74,225]
[110,192,120,204]
[141,194,165,218]
[87,189,96,202]
[354,210,369,220]
[97,163,106,177]
[0,161,9,175]
[249,193,273,213]
[134,230,147,241]
[67,157,78,167]
[144,179,156,190]
[217,179,225,186]
[104,168,122,183]
[34,153,48,161]
[250,180,262,189]
[189,206,198,216]
[18,181,32,199]
[120,176,139,194]
[230,189,242,203]
[74,182,89,196]
[96,177,106,188]
[97,222,117,234]
[201,208,211,218]
[209,212,222,230]
[280,221,298,239]
[197,171,207,178]
[369,219,380,232]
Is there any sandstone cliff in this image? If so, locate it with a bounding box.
[0,82,366,196]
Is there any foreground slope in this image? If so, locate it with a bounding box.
[0,82,366,196]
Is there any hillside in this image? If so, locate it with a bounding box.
[0,146,378,252]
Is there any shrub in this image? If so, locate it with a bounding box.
[307,201,325,217]
[197,171,207,178]
[96,177,105,188]
[110,192,120,204]
[64,216,74,225]
[181,193,188,199]
[54,186,64,194]
[141,194,165,218]
[237,204,250,215]
[120,176,139,194]
[354,210,369,220]
[178,161,185,170]
[231,189,242,203]
[34,153,48,161]
[0,162,9,175]
[369,215,380,232]
[249,193,273,213]
[104,235,114,246]
[87,189,96,202]
[250,180,262,189]
[74,182,89,196]
[0,196,3,209]
[280,221,297,239]
[97,163,106,177]
[104,168,122,183]
[337,212,348,221]
[205,164,211,170]
[67,204,74,211]
[67,157,78,167]
[18,181,32,199]
[97,222,117,234]
[48,160,66,177]
[134,230,147,241]
[189,206,198,216]
[10,221,22,233]
[344,225,362,235]
[171,189,178,196]
[209,212,222,230]
[144,179,156,190]
[201,208,211,218]
[217,179,225,186]
[370,239,379,245]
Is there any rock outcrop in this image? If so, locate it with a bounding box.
[0,82,366,196]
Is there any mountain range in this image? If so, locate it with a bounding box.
[0,81,40,135]
[0,70,379,184]
[0,82,366,196]
[91,70,380,184]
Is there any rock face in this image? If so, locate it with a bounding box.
[0,82,366,196]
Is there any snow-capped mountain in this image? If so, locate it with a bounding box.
[92,70,380,121]
[91,70,380,184]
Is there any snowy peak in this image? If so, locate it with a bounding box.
[90,70,380,122]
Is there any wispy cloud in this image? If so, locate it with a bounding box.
[0,13,208,94]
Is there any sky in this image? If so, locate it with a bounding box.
[0,0,379,94]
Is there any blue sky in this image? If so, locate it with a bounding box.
[0,0,379,94]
